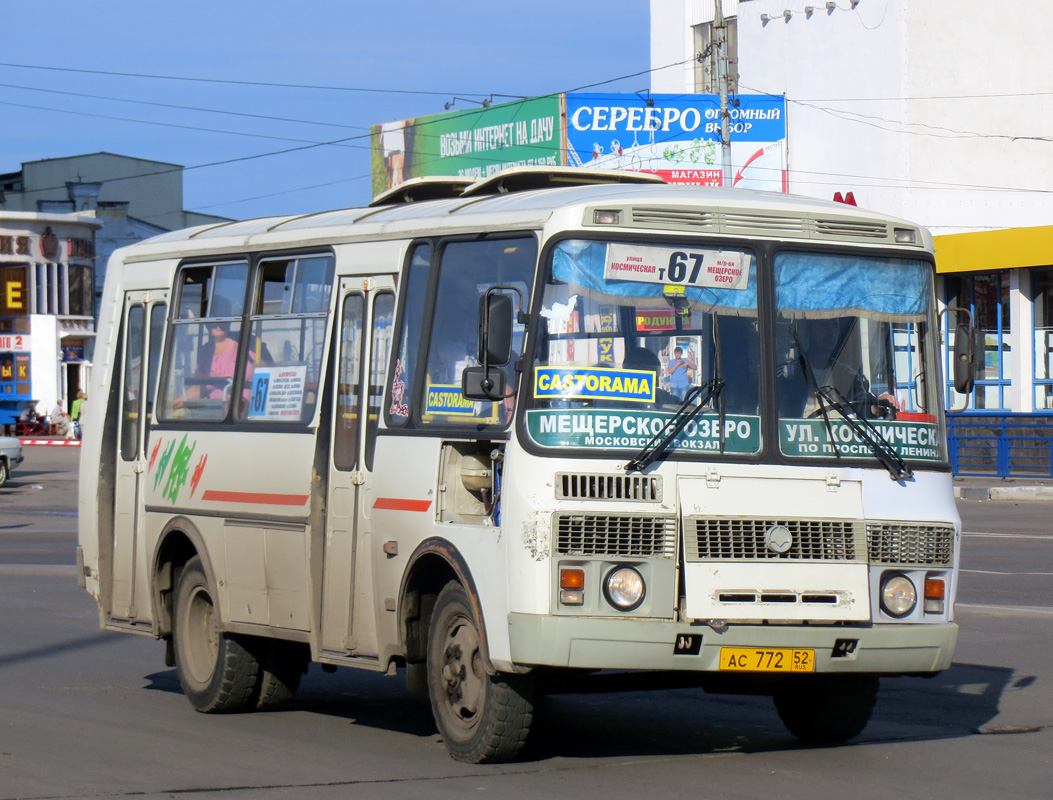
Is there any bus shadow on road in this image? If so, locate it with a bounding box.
[141,658,1031,760]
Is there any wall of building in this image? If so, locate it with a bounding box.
[650,0,1053,417]
[650,0,1053,235]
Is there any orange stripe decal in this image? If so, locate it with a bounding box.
[201,490,309,506]
[373,497,432,512]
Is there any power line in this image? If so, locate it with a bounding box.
[0,99,371,148]
[0,81,367,130]
[0,61,470,97]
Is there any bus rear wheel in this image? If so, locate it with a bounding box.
[774,674,879,743]
[173,556,260,713]
[254,640,308,710]
[426,581,534,763]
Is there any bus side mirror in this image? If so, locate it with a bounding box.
[477,292,513,367]
[953,322,975,395]
[462,366,507,401]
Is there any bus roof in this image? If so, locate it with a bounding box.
[122,171,932,262]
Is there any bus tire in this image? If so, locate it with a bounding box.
[774,675,879,743]
[173,556,260,713]
[427,581,534,763]
[255,640,308,710]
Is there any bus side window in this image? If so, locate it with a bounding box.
[366,292,395,470]
[160,262,249,422]
[240,255,334,424]
[386,243,431,427]
[334,294,364,471]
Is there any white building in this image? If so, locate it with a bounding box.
[0,212,100,429]
[651,0,1053,414]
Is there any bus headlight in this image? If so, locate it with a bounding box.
[880,574,917,618]
[604,566,645,611]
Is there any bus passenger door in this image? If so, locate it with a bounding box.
[320,278,395,656]
[111,292,167,623]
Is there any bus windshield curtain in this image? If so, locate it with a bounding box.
[774,252,929,322]
[551,240,758,316]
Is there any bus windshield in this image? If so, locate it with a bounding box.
[526,238,763,457]
[525,239,946,468]
[773,251,946,467]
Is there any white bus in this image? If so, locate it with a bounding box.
[78,168,974,763]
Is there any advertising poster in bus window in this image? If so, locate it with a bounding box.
[565,93,787,191]
[370,96,562,197]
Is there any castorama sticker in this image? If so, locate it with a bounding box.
[565,93,787,192]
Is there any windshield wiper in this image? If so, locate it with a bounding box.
[815,385,913,481]
[625,379,724,473]
[792,328,911,481]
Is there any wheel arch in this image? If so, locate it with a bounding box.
[150,516,219,638]
[398,537,494,675]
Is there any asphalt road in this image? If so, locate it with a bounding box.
[1,447,1050,799]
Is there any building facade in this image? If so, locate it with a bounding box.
[0,212,99,427]
[1,152,229,310]
[0,153,231,426]
[650,0,1053,414]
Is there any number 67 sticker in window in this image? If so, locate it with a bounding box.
[604,243,749,291]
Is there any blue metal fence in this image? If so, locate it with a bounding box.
[947,413,1053,478]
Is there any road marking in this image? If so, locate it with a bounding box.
[962,568,1053,576]
[957,602,1053,618]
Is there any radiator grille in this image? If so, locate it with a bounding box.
[686,518,862,562]
[556,473,662,501]
[866,523,955,566]
[555,514,676,558]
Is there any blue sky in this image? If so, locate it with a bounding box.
[0,1,653,221]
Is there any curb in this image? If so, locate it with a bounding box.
[18,439,81,447]
[955,485,1053,501]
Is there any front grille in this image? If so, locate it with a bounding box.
[631,206,715,229]
[555,514,676,558]
[556,473,661,501]
[722,213,805,235]
[686,518,862,562]
[866,523,955,566]
[814,218,889,240]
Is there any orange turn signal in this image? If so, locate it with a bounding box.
[560,568,585,590]
[924,577,945,599]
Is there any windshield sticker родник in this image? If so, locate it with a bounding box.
[604,243,749,291]
[534,366,656,403]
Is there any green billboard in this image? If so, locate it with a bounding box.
[371,95,563,197]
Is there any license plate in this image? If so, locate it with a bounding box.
[719,647,815,672]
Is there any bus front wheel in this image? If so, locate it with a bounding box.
[173,556,260,713]
[426,581,534,763]
[773,674,879,743]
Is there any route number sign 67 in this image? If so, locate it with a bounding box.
[603,243,749,291]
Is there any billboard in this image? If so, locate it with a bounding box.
[564,92,786,191]
[371,96,562,197]
[370,92,787,197]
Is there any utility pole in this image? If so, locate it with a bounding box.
[713,0,732,188]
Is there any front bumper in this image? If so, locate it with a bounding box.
[508,613,957,675]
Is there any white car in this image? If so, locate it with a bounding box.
[0,435,23,487]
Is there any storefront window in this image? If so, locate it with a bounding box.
[67,265,94,317]
[946,272,1011,410]
[1032,267,1053,410]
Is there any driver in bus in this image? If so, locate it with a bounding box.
[777,318,900,419]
